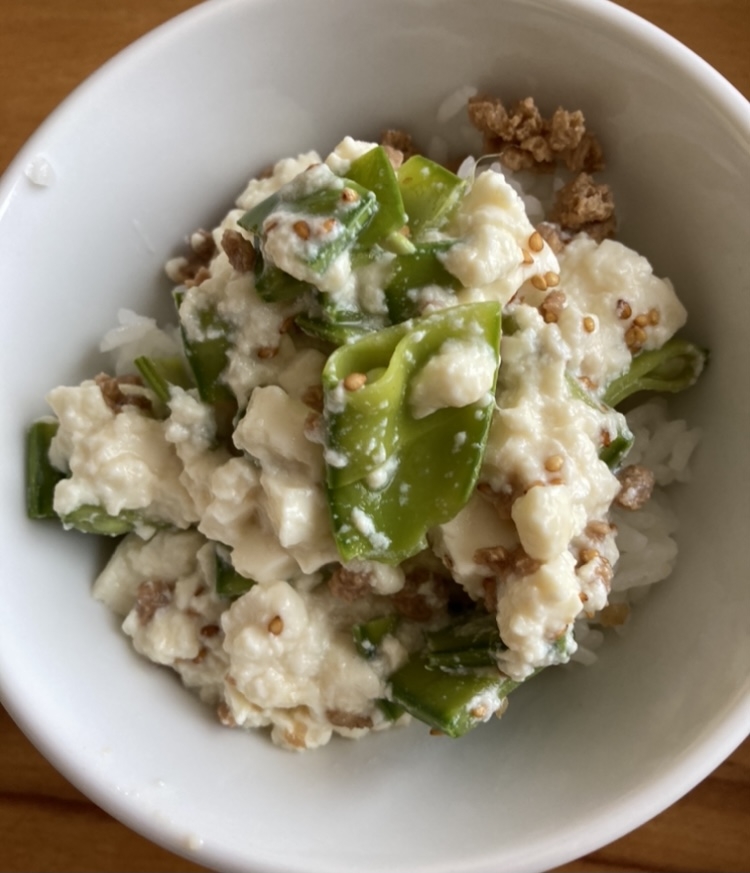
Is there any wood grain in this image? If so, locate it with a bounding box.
[1,1,748,871]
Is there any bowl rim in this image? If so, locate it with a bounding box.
[1,1,749,871]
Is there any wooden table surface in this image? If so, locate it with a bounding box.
[1,1,748,871]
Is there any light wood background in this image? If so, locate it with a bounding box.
[1,1,748,871]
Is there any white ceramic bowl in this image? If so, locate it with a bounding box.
[1,1,748,871]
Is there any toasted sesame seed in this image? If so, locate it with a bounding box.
[341,187,359,202]
[531,274,548,291]
[321,218,337,234]
[495,698,510,718]
[521,247,534,265]
[625,324,647,350]
[583,316,596,333]
[545,454,564,472]
[191,646,208,664]
[256,346,278,359]
[598,602,631,628]
[293,220,311,240]
[544,271,560,287]
[648,307,660,325]
[217,702,236,727]
[528,231,544,252]
[633,313,649,328]
[580,548,599,564]
[616,299,632,320]
[301,383,324,411]
[586,520,611,538]
[268,615,284,635]
[303,412,323,441]
[470,706,488,720]
[343,372,368,391]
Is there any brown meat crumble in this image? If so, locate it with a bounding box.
[550,172,617,242]
[95,373,152,414]
[466,94,616,241]
[380,129,418,165]
[221,228,256,273]
[467,95,605,174]
[615,464,656,510]
[166,228,217,285]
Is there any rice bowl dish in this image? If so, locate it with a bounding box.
[25,94,706,749]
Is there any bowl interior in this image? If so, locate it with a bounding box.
[0,1,748,871]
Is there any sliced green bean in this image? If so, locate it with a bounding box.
[239,173,378,276]
[384,241,461,323]
[60,505,156,536]
[26,419,65,520]
[352,614,400,658]
[215,549,255,598]
[566,374,634,469]
[346,146,407,248]
[602,338,708,408]
[323,302,501,563]
[397,155,465,237]
[134,355,193,404]
[388,656,520,738]
[254,254,315,303]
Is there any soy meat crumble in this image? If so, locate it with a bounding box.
[26,94,705,750]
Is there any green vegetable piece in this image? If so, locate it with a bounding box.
[346,146,407,248]
[236,190,282,237]
[254,254,314,303]
[26,419,65,520]
[352,614,399,659]
[215,550,255,598]
[423,611,505,670]
[425,611,499,653]
[173,290,237,439]
[375,698,405,722]
[424,648,500,670]
[239,170,378,277]
[380,231,416,256]
[397,155,465,238]
[295,313,374,347]
[389,616,570,736]
[388,656,520,738]
[60,505,154,536]
[134,355,192,404]
[602,338,708,408]
[26,421,161,535]
[566,374,634,469]
[599,431,635,469]
[173,290,233,406]
[322,302,501,563]
[384,241,461,323]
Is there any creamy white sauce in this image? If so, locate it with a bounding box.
[44,131,696,747]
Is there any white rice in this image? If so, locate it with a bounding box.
[572,400,700,662]
[436,85,479,124]
[100,308,183,376]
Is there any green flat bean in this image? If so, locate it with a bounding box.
[322,301,501,563]
[397,155,465,238]
[602,337,708,408]
[26,419,65,520]
[346,146,407,248]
